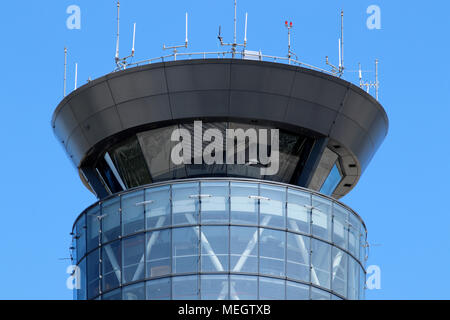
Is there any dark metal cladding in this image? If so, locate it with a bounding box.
[52,59,388,198]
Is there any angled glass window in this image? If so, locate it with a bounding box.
[147,278,171,300]
[230,275,257,300]
[201,275,229,300]
[260,185,286,228]
[286,233,310,282]
[172,275,199,300]
[331,247,347,297]
[320,162,342,196]
[200,182,229,224]
[172,183,200,226]
[86,249,100,300]
[312,195,332,241]
[86,205,101,252]
[259,228,285,277]
[172,227,199,274]
[122,234,145,284]
[230,182,258,225]
[201,226,229,272]
[121,191,145,236]
[311,239,331,290]
[145,186,171,230]
[286,281,309,300]
[287,189,310,235]
[75,215,86,262]
[230,226,258,274]
[259,277,285,300]
[123,282,146,300]
[102,240,121,292]
[333,203,348,250]
[146,229,171,278]
[101,197,121,244]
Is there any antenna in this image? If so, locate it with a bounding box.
[359,59,380,101]
[163,12,189,60]
[284,20,297,63]
[217,0,247,57]
[74,63,78,90]
[114,1,137,70]
[63,47,67,97]
[326,10,345,77]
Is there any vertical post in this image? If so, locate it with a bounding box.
[375,59,379,100]
[64,47,67,97]
[244,12,248,48]
[115,1,120,62]
[74,63,78,90]
[340,10,344,72]
[185,12,188,46]
[358,63,362,88]
[233,0,237,57]
[132,23,136,56]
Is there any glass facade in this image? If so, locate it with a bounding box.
[72,179,367,300]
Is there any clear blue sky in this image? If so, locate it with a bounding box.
[0,0,448,299]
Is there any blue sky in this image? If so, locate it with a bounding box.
[0,0,449,299]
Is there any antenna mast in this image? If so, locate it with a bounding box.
[163,12,189,60]
[63,47,67,97]
[359,59,380,100]
[326,10,345,77]
[114,1,137,71]
[284,21,298,63]
[218,0,247,57]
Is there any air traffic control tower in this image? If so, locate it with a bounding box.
[52,3,388,300]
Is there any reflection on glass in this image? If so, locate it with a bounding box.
[200,182,229,224]
[102,241,121,292]
[230,182,258,225]
[333,203,348,250]
[87,249,100,299]
[147,278,171,300]
[123,282,146,300]
[172,227,199,273]
[122,234,145,284]
[347,257,359,300]
[312,195,332,241]
[146,229,171,278]
[332,247,347,297]
[101,197,120,244]
[172,183,199,226]
[287,189,310,235]
[286,233,309,282]
[230,275,257,300]
[259,277,285,300]
[172,275,199,300]
[320,163,342,196]
[201,226,229,272]
[311,287,331,300]
[121,191,145,236]
[311,239,331,289]
[86,205,100,252]
[76,215,86,262]
[201,275,229,300]
[259,228,285,277]
[286,281,309,300]
[230,227,257,274]
[102,288,121,300]
[145,186,171,230]
[260,185,286,228]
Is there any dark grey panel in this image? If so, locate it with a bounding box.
[170,90,229,119]
[229,91,289,122]
[284,98,337,136]
[117,94,172,128]
[107,67,168,104]
[66,126,90,165]
[80,106,123,146]
[165,63,230,92]
[230,63,295,96]
[53,102,78,145]
[290,71,348,112]
[69,82,115,123]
